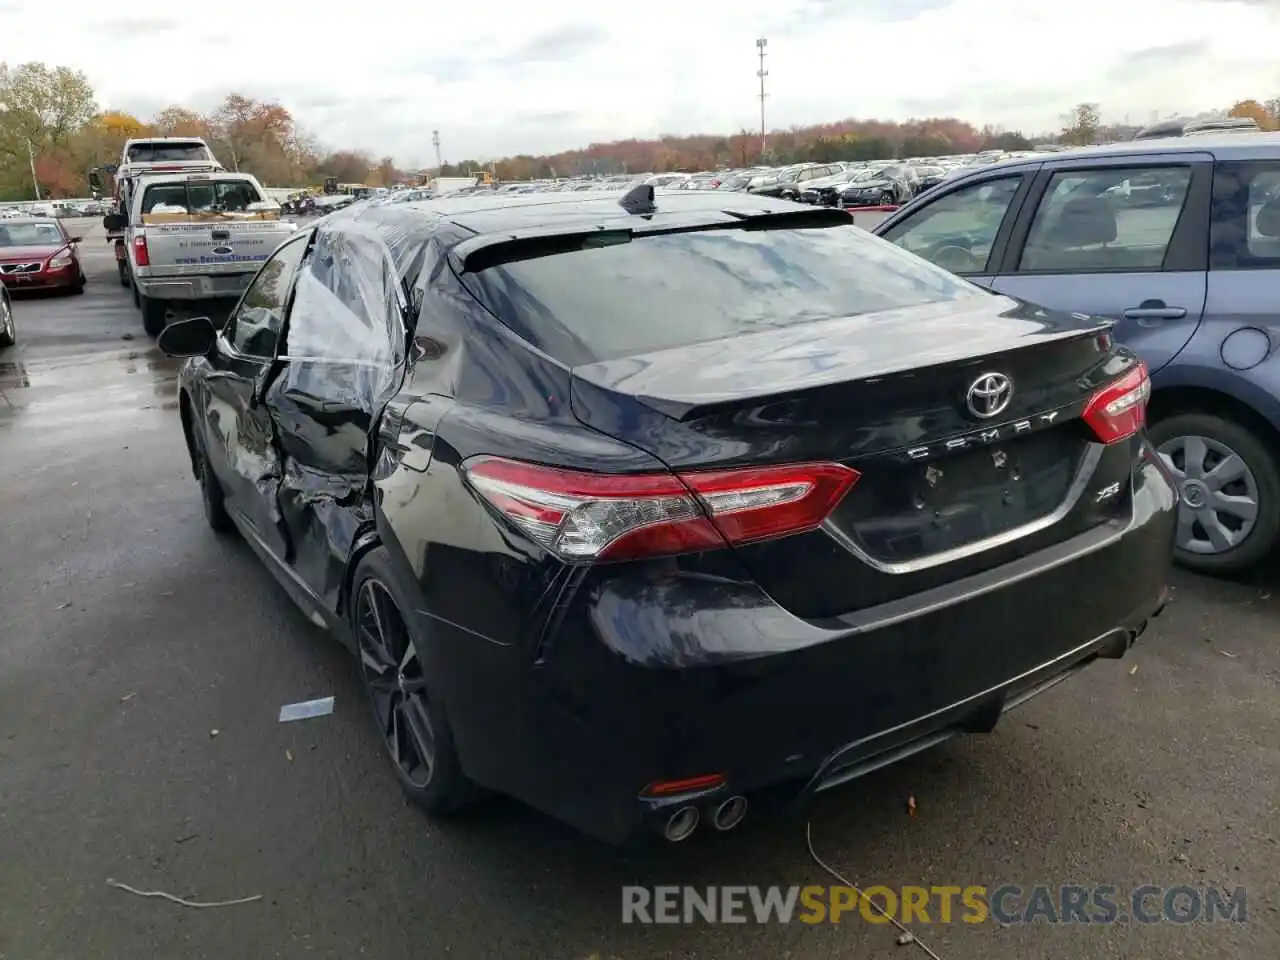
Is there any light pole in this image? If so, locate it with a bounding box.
[432,130,442,170]
[756,38,768,160]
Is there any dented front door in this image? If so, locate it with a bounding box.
[258,227,408,613]
[200,233,310,561]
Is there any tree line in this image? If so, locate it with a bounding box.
[3,59,1278,201]
[0,61,401,201]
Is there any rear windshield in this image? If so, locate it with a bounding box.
[462,225,986,364]
[127,142,211,163]
[141,179,264,214]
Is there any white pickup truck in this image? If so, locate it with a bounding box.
[117,170,297,335]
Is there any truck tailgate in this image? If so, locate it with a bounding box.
[141,219,295,279]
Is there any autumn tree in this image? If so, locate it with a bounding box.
[317,150,372,185]
[152,106,208,138]
[0,61,97,199]
[1228,99,1274,131]
[1060,103,1101,146]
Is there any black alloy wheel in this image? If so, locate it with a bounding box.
[351,548,475,814]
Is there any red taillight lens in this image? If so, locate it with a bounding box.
[1083,361,1150,443]
[132,234,149,267]
[463,457,859,562]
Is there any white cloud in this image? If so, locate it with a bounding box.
[2,0,1277,163]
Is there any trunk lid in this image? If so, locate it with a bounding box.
[570,297,1131,618]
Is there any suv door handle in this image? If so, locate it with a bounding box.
[1123,306,1187,320]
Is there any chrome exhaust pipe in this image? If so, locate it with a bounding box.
[662,805,700,842]
[711,795,749,831]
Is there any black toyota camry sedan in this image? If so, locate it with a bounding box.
[157,187,1176,845]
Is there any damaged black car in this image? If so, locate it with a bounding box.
[157,187,1176,845]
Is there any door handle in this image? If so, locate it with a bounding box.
[1123,306,1187,320]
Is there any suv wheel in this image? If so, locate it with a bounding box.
[1148,412,1280,574]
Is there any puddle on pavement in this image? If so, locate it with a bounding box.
[0,347,181,422]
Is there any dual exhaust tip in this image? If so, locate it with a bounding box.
[662,795,749,842]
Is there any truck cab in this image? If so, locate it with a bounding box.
[122,170,297,335]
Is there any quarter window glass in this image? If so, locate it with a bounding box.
[880,176,1020,273]
[227,236,306,357]
[1210,162,1280,267]
[1018,167,1190,273]
[1247,170,1280,258]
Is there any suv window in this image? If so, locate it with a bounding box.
[1018,166,1191,273]
[226,235,307,358]
[1210,161,1280,268]
[879,176,1021,274]
[461,225,986,365]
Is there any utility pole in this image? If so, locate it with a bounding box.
[432,130,442,170]
[756,38,768,160]
[26,138,40,201]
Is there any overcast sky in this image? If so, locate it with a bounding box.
[3,0,1277,166]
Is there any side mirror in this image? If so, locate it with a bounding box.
[68,236,82,243]
[157,316,217,358]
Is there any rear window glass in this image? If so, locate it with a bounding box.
[141,179,264,214]
[462,225,987,364]
[126,142,211,163]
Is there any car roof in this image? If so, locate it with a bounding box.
[956,131,1280,181]
[1,218,61,227]
[346,189,820,241]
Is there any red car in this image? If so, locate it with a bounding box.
[0,218,86,294]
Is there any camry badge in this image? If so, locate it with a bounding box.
[966,372,1013,419]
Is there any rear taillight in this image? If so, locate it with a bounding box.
[1083,361,1150,443]
[132,234,150,267]
[463,457,859,562]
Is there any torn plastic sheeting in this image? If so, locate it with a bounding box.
[279,696,335,722]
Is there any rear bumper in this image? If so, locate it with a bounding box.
[135,272,255,301]
[431,450,1177,844]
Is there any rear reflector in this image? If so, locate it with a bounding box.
[1083,361,1150,443]
[463,457,859,562]
[642,774,726,797]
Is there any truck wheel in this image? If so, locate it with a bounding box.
[141,296,169,337]
[1147,412,1280,575]
[132,281,140,308]
[118,260,130,288]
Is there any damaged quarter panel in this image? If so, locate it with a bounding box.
[263,222,408,614]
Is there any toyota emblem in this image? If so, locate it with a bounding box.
[965,372,1013,419]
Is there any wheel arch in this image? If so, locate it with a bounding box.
[1148,384,1280,459]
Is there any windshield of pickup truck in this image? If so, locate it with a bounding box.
[126,142,211,163]
[141,179,265,214]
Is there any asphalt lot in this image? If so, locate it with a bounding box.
[1,218,1278,960]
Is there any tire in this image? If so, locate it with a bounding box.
[117,260,130,288]
[132,280,140,308]
[191,424,235,534]
[0,295,14,348]
[71,275,85,295]
[350,546,476,815]
[1147,411,1280,574]
[141,295,168,336]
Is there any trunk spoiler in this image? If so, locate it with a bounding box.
[452,207,855,273]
